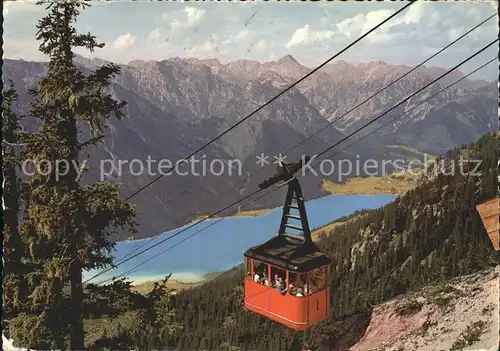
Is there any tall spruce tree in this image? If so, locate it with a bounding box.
[2,81,27,327]
[15,1,136,348]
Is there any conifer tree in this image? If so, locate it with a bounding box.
[13,1,136,348]
[2,81,27,326]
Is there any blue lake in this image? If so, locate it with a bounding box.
[84,194,396,284]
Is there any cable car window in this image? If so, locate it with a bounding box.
[253,260,269,286]
[245,258,252,280]
[308,266,327,294]
[288,272,306,297]
[270,266,286,293]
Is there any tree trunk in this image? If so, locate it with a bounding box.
[70,261,85,350]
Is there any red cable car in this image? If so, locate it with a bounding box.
[244,160,331,330]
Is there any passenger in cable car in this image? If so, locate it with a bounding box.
[272,274,283,290]
[254,270,260,283]
[273,274,288,294]
[288,277,296,294]
[261,271,269,286]
[288,277,297,295]
[258,269,267,285]
[292,282,306,294]
[273,274,282,288]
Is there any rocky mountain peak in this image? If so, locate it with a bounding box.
[276,54,300,65]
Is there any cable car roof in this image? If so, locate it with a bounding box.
[246,164,330,272]
[244,234,330,273]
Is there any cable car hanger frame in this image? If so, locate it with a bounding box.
[258,156,313,244]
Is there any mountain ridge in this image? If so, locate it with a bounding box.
[3,55,496,240]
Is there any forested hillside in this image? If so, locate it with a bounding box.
[168,132,498,351]
[73,133,498,351]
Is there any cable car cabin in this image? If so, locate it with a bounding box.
[243,175,331,330]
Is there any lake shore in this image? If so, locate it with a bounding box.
[320,173,420,196]
[190,174,415,223]
[121,175,413,243]
[191,208,271,222]
[131,272,221,294]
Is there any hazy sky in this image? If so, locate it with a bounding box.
[3,0,498,80]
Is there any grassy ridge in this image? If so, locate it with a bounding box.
[192,208,271,222]
[320,172,420,196]
[131,272,221,295]
[385,144,437,160]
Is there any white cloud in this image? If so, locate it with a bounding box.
[254,39,267,52]
[285,25,334,48]
[169,6,206,31]
[334,13,365,39]
[234,29,250,43]
[446,28,461,41]
[185,36,220,57]
[403,1,425,24]
[361,9,397,33]
[401,2,441,28]
[333,4,441,45]
[367,32,394,44]
[467,6,482,21]
[467,24,495,42]
[148,28,169,45]
[112,33,137,49]
[333,9,399,42]
[185,6,205,23]
[220,28,252,46]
